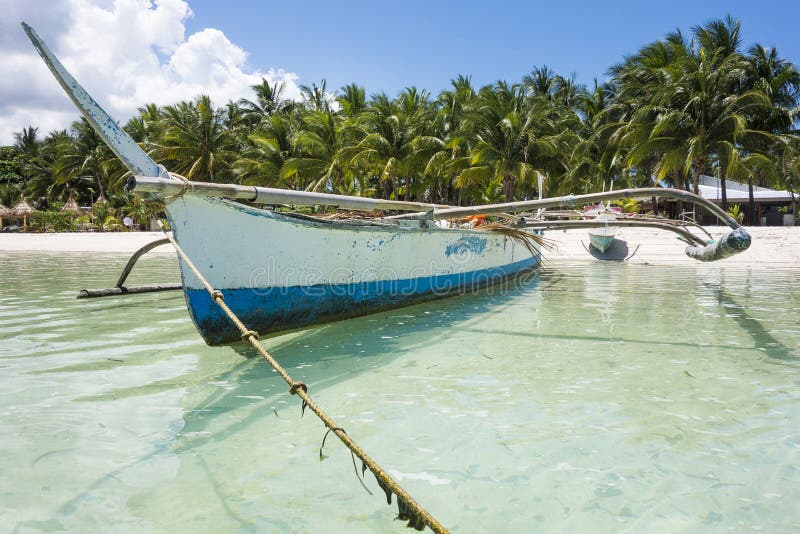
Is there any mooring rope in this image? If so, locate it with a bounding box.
[158,221,448,533]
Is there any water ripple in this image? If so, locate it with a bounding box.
[0,253,798,532]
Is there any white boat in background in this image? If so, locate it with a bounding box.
[582,203,622,253]
[587,211,618,253]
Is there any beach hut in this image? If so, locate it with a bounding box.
[11,198,36,228]
[0,203,10,228]
[60,193,81,214]
[697,175,798,225]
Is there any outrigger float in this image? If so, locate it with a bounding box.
[23,23,751,346]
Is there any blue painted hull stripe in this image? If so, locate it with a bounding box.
[185,256,539,345]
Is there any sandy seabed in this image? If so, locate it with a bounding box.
[0,227,798,268]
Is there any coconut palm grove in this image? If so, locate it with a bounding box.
[1,16,799,230]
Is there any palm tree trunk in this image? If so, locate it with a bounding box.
[95,174,107,201]
[719,169,728,213]
[336,168,345,194]
[645,165,657,216]
[383,172,394,199]
[690,160,702,196]
[690,160,704,220]
[502,172,515,203]
[748,179,756,225]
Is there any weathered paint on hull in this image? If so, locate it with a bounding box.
[166,195,541,345]
[186,257,537,345]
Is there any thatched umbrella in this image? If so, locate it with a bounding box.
[0,203,10,228]
[61,193,81,214]
[11,198,36,228]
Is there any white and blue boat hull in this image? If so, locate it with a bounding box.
[588,233,616,253]
[167,195,540,345]
[587,211,618,254]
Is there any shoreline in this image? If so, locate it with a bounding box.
[0,231,175,254]
[1,227,798,266]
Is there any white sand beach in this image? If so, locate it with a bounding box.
[1,226,798,267]
[0,232,175,254]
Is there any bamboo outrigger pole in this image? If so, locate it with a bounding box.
[127,176,752,261]
[128,177,734,225]
[403,188,739,227]
[126,175,448,212]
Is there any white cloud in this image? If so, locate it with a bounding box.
[0,0,302,145]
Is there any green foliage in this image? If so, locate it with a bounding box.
[0,146,23,182]
[100,215,122,232]
[30,211,77,232]
[91,201,111,223]
[612,198,642,214]
[727,203,745,222]
[120,196,163,228]
[75,214,95,231]
[7,15,800,215]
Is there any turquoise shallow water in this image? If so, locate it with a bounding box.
[1,252,799,532]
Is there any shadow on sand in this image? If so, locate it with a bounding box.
[583,238,633,261]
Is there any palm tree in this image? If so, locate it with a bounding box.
[457,81,564,202]
[24,130,74,203]
[283,109,349,192]
[336,84,367,118]
[564,81,621,195]
[523,66,559,100]
[55,118,117,202]
[617,19,773,214]
[746,45,800,116]
[778,135,800,216]
[609,30,692,199]
[234,114,296,188]
[299,80,333,112]
[158,95,238,182]
[344,90,435,201]
[13,126,41,189]
[125,103,164,144]
[14,126,40,156]
[732,45,800,221]
[239,78,291,126]
[425,75,476,204]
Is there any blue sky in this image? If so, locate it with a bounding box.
[184,0,800,96]
[2,0,799,143]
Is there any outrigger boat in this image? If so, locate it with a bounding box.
[23,23,753,346]
[587,212,617,253]
[583,204,622,253]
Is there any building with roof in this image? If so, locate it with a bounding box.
[663,175,797,226]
